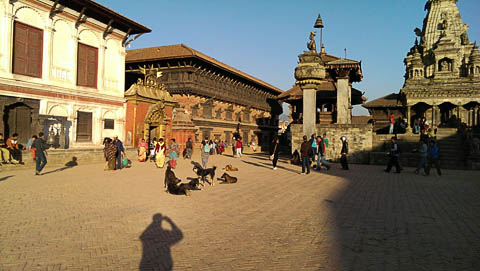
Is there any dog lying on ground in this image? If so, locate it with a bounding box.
[164,166,191,196]
[223,164,238,171]
[191,161,217,186]
[187,177,203,190]
[220,173,238,184]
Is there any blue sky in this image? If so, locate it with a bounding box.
[99,0,480,116]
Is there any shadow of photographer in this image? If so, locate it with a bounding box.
[139,213,183,271]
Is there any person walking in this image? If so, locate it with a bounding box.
[340,136,349,170]
[185,138,193,159]
[114,136,125,170]
[425,140,442,176]
[155,138,166,168]
[168,138,180,168]
[389,113,395,134]
[300,135,311,175]
[103,138,117,171]
[316,135,331,170]
[271,138,280,170]
[310,134,317,164]
[32,132,48,175]
[201,136,210,168]
[235,137,243,158]
[414,138,428,175]
[385,137,401,173]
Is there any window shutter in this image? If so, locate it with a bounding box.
[27,29,42,77]
[76,111,93,142]
[77,43,98,88]
[13,22,43,77]
[13,23,27,75]
[77,44,87,86]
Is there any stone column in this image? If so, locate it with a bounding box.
[432,105,439,128]
[337,77,350,124]
[406,106,412,132]
[302,86,317,137]
[474,106,479,127]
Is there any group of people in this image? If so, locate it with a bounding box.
[384,135,441,176]
[1,132,48,175]
[137,137,181,169]
[413,117,431,135]
[0,133,24,165]
[102,136,125,171]
[389,113,409,134]
[295,133,342,175]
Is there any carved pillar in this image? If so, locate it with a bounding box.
[337,77,350,124]
[406,106,412,132]
[302,86,316,137]
[474,106,479,127]
[457,104,461,123]
[132,102,137,146]
[432,105,439,128]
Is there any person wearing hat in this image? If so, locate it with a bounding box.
[113,135,125,170]
[340,136,349,170]
[300,135,312,175]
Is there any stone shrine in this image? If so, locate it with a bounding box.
[365,0,480,131]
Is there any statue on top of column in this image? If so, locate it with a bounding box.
[307,32,317,52]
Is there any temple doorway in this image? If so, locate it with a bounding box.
[439,102,457,127]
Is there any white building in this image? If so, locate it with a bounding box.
[0,0,150,148]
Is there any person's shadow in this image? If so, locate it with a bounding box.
[139,213,183,271]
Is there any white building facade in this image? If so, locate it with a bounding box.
[0,0,150,147]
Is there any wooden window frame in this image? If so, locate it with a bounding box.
[12,21,43,78]
[76,111,93,142]
[104,119,114,130]
[77,42,98,89]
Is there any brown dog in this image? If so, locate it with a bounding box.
[220,173,238,184]
[223,164,238,171]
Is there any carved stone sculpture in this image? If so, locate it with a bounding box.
[307,32,316,52]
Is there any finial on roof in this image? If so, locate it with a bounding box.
[314,14,324,29]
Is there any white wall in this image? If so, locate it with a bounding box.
[0,0,129,147]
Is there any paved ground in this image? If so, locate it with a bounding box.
[0,152,479,271]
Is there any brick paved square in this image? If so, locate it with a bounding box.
[0,153,479,270]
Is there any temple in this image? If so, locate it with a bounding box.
[364,0,480,132]
[125,44,283,149]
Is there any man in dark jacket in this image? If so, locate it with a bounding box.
[300,135,311,175]
[114,136,125,170]
[385,137,401,173]
[425,140,441,176]
[32,132,47,175]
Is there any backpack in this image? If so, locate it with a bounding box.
[204,143,210,153]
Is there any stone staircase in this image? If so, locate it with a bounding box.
[436,128,466,169]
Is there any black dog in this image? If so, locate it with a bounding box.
[186,177,203,190]
[165,166,191,196]
[220,173,237,184]
[191,161,217,186]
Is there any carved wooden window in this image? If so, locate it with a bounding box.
[104,119,114,130]
[243,110,251,123]
[13,21,43,78]
[77,43,98,88]
[76,111,92,142]
[202,101,213,119]
[225,110,233,121]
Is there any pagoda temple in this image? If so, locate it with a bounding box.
[364,0,480,132]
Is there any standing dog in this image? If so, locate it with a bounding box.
[191,161,217,186]
[165,166,191,196]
